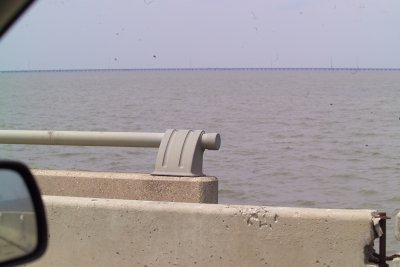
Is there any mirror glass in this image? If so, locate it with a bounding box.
[0,169,37,263]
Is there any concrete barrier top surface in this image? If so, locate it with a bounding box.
[32,169,218,204]
[32,169,217,182]
[28,196,378,267]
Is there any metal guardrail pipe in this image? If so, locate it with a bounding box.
[0,130,220,150]
[0,130,164,147]
[0,129,221,176]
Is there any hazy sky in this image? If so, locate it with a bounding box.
[0,0,399,70]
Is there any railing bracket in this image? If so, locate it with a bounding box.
[152,129,220,177]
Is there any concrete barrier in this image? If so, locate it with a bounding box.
[32,169,218,204]
[27,196,378,267]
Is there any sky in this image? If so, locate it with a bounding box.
[0,0,399,71]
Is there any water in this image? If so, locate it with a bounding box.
[1,70,400,252]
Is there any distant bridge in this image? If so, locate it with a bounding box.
[1,67,400,73]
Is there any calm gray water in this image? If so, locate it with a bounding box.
[1,70,400,209]
[2,70,400,253]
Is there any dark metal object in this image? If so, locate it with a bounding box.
[373,212,389,267]
[370,211,400,266]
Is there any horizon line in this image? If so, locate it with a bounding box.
[1,67,400,73]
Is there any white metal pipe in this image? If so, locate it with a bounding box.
[0,130,220,150]
[0,130,164,148]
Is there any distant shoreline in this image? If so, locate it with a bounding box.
[1,67,400,73]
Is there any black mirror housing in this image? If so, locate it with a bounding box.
[0,0,35,39]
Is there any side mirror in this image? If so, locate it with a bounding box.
[0,161,47,266]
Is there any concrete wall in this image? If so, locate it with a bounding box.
[32,169,218,204]
[28,196,378,267]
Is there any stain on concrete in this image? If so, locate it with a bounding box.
[274,213,279,223]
